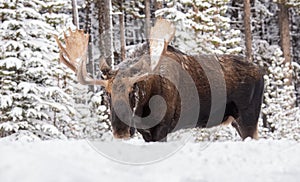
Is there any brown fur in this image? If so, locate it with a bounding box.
[55,28,264,142]
[108,45,264,142]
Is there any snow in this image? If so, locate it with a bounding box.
[0,57,23,70]
[10,107,23,121]
[0,0,300,180]
[0,95,13,108]
[0,138,299,182]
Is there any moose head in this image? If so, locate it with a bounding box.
[55,19,178,140]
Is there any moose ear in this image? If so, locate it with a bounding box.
[149,19,175,71]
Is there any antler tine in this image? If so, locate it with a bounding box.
[77,52,108,87]
[58,52,76,72]
[55,29,108,88]
[54,35,71,64]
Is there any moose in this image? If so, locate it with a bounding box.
[55,19,264,142]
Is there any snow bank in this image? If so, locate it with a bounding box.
[0,138,299,182]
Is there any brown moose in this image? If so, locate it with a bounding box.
[55,19,264,142]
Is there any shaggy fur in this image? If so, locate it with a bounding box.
[109,45,264,142]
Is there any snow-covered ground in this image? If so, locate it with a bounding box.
[0,138,300,182]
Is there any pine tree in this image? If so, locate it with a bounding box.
[254,41,299,139]
[0,0,82,140]
[155,0,242,54]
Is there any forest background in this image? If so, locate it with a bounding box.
[0,0,300,141]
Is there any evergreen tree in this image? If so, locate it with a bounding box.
[0,0,82,140]
[254,41,299,139]
[155,0,242,54]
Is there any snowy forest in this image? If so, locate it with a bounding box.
[0,0,300,142]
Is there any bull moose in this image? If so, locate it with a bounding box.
[55,19,264,142]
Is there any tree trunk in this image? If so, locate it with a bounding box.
[278,3,295,108]
[145,0,151,41]
[244,0,253,62]
[118,0,126,62]
[97,0,113,66]
[71,0,79,28]
[85,0,95,92]
[278,3,292,69]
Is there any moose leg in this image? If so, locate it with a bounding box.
[149,123,169,142]
[222,116,235,126]
[232,116,258,140]
[137,129,153,142]
[137,129,152,142]
[130,127,136,137]
[232,97,261,139]
[232,78,264,140]
[137,126,168,142]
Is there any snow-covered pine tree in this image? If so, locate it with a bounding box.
[41,0,90,139]
[251,0,298,62]
[58,0,111,139]
[254,41,299,140]
[274,0,300,8]
[0,0,84,140]
[123,0,146,19]
[155,0,242,54]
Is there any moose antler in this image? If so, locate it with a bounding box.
[149,19,176,70]
[54,29,108,88]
